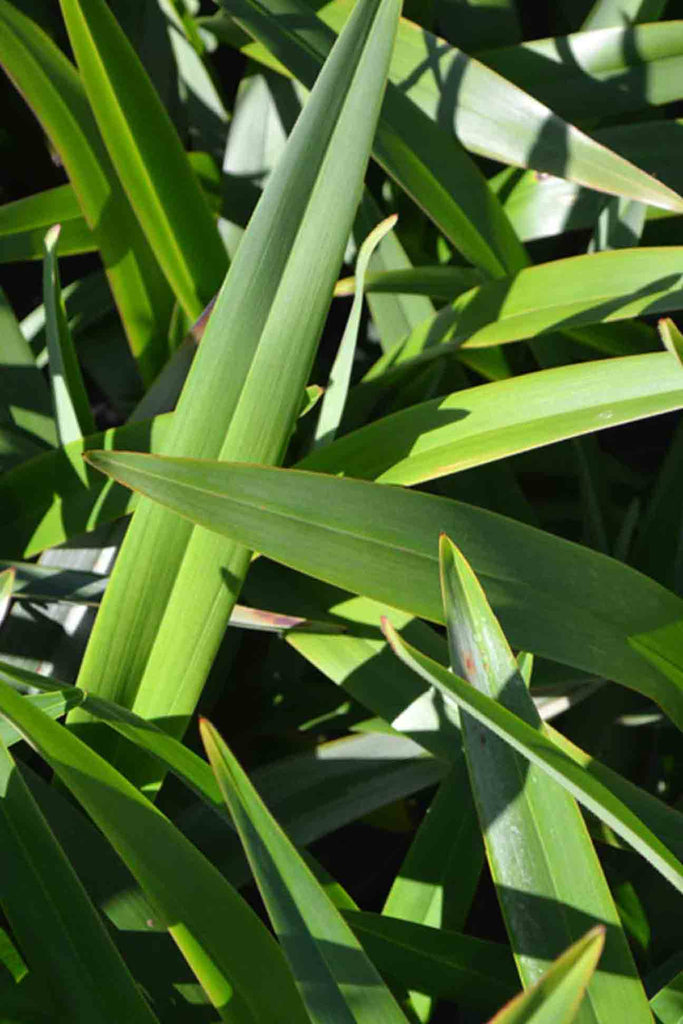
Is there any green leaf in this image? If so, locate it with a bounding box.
[650,966,683,1024]
[83,452,683,730]
[58,0,228,321]
[0,185,97,263]
[233,1,683,212]
[0,657,442,896]
[658,317,683,365]
[200,718,412,1023]
[487,928,605,1024]
[313,214,397,449]
[224,0,527,277]
[490,119,683,244]
[381,621,683,895]
[0,734,159,1024]
[301,352,683,485]
[333,265,484,302]
[0,288,56,448]
[382,763,481,931]
[0,691,80,748]
[345,910,518,1013]
[438,536,649,1017]
[0,680,311,1024]
[0,1,174,382]
[73,0,403,788]
[352,192,437,354]
[0,414,171,559]
[381,762,483,1020]
[42,225,95,445]
[0,151,221,265]
[362,248,683,386]
[480,22,683,124]
[0,568,15,627]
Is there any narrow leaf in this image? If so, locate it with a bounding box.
[439,536,649,1016]
[363,248,683,387]
[381,621,683,895]
[0,569,15,627]
[314,214,397,449]
[42,225,94,445]
[83,452,683,731]
[235,1,683,212]
[0,288,56,449]
[73,0,403,789]
[0,681,311,1024]
[301,352,683,485]
[0,735,159,1024]
[200,718,412,1023]
[59,0,228,320]
[0,1,173,381]
[488,928,605,1024]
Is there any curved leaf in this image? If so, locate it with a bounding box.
[83,452,683,730]
[201,719,412,1024]
[363,247,683,385]
[382,622,683,895]
[59,0,228,320]
[0,1,173,381]
[232,1,683,211]
[302,352,683,484]
[0,681,310,1024]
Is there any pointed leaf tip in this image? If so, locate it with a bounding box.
[44,223,61,248]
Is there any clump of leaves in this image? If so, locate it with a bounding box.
[1,0,683,1021]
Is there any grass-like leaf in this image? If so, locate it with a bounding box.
[0,1,173,382]
[0,288,56,449]
[225,0,527,277]
[0,735,159,1024]
[363,247,683,387]
[58,0,228,321]
[0,680,311,1024]
[72,0,402,789]
[302,352,683,484]
[232,1,683,212]
[42,225,94,446]
[83,452,683,730]
[439,536,649,1017]
[313,214,397,448]
[487,928,605,1024]
[381,621,683,895]
[200,718,412,1023]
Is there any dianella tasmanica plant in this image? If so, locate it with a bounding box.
[1,0,683,1021]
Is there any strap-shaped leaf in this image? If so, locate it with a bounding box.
[83,452,683,731]
[223,0,527,277]
[381,621,683,895]
[42,226,94,446]
[486,929,605,1024]
[72,0,403,788]
[0,736,159,1024]
[0,1,173,382]
[0,681,311,1024]
[439,536,649,1018]
[226,0,683,211]
[201,719,412,1023]
[362,247,683,387]
[302,352,683,485]
[58,0,228,321]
